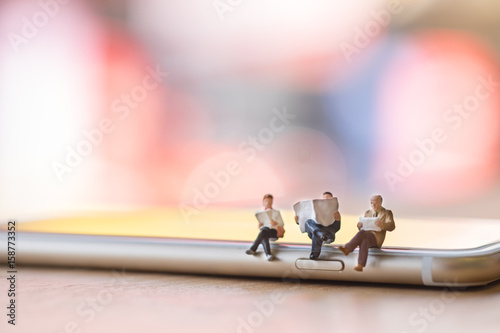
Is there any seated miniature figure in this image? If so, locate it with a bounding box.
[338,194,396,272]
[246,194,285,261]
[294,192,341,260]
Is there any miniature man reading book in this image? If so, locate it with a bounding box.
[338,194,395,272]
[246,194,285,261]
[294,192,341,260]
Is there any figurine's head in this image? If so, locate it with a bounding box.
[262,194,274,209]
[322,191,333,199]
[370,194,383,211]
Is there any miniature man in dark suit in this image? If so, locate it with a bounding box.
[338,194,395,272]
[295,192,341,260]
[246,194,285,261]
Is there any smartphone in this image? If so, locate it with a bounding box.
[2,209,500,287]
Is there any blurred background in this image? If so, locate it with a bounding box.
[1,0,499,222]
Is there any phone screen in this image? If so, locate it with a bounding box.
[15,209,500,250]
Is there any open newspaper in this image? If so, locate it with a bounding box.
[254,209,284,229]
[359,217,381,232]
[293,198,339,233]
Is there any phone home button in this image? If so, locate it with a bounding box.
[295,258,344,271]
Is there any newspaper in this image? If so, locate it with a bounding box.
[254,209,284,229]
[293,198,339,233]
[359,217,381,232]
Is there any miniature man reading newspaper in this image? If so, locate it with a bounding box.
[338,194,395,272]
[294,192,341,260]
[246,194,285,261]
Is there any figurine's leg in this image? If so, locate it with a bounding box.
[261,236,271,255]
[310,235,323,260]
[344,230,369,253]
[315,224,327,237]
[322,222,340,243]
[305,219,317,239]
[261,229,278,261]
[308,220,328,241]
[248,227,269,252]
[305,220,323,259]
[260,229,277,255]
[357,232,377,267]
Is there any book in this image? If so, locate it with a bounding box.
[293,198,339,233]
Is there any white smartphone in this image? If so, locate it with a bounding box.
[2,209,500,287]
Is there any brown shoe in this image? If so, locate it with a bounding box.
[338,246,350,256]
[354,264,364,272]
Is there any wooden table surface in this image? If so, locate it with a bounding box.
[2,266,499,333]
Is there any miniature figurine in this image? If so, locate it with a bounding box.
[246,194,285,261]
[294,192,341,260]
[338,194,395,272]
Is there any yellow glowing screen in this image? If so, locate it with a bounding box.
[12,208,500,250]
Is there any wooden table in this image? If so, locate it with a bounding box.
[2,266,499,333]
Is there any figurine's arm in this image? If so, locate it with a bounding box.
[382,210,396,231]
[331,220,341,233]
[334,211,341,221]
[270,219,278,227]
[258,222,264,229]
[375,210,395,230]
[276,225,285,238]
[294,215,299,225]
